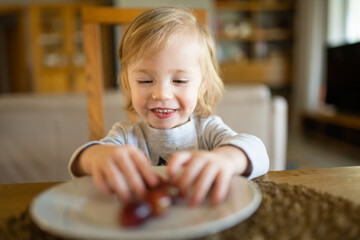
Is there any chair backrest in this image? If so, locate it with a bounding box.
[82,6,207,140]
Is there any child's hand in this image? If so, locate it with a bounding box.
[167,146,249,206]
[78,144,160,202]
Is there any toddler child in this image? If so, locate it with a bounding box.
[69,6,269,206]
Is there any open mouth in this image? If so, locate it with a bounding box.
[151,108,176,119]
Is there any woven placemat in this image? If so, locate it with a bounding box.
[1,180,359,240]
[198,180,360,240]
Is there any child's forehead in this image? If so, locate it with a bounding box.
[129,31,201,64]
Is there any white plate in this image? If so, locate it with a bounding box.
[30,167,262,240]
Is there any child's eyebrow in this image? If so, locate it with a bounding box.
[133,68,193,74]
[133,69,150,73]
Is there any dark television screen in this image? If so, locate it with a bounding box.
[325,42,360,115]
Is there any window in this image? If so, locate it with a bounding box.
[327,0,360,46]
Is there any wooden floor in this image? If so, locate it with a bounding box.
[286,132,360,170]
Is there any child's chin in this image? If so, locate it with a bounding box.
[149,122,176,130]
[153,120,188,130]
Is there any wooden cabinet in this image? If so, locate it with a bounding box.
[28,2,111,93]
[0,6,28,93]
[215,0,296,87]
[302,111,360,156]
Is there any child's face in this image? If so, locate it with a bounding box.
[127,34,202,129]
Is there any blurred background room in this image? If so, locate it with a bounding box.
[0,0,359,183]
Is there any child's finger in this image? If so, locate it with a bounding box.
[189,164,218,206]
[130,148,160,188]
[105,158,132,201]
[114,151,146,198]
[167,151,192,179]
[176,157,207,196]
[210,168,232,205]
[93,169,114,195]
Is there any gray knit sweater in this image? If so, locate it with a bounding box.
[68,114,269,179]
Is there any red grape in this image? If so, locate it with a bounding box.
[145,187,172,216]
[159,182,180,204]
[119,181,181,227]
[120,200,152,227]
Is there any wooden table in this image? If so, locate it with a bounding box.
[261,166,360,205]
[1,166,359,222]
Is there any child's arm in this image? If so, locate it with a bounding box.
[73,144,160,201]
[167,145,250,206]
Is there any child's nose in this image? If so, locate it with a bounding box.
[152,84,173,100]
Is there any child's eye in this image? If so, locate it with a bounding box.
[137,80,153,84]
[173,79,189,84]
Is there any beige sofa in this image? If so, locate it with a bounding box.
[0,84,287,183]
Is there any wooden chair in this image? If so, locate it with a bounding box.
[82,6,207,140]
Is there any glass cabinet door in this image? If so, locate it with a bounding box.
[30,5,86,93]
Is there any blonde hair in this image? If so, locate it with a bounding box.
[118,7,223,116]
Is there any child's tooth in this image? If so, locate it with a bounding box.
[156,109,172,113]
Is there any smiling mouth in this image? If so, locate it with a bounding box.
[151,108,176,119]
[153,108,175,113]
